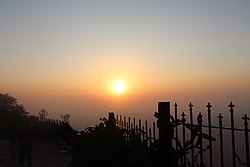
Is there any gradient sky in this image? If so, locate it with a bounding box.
[1,1,250,129]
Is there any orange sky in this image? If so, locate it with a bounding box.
[1,1,250,129]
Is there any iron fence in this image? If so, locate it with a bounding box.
[112,101,250,167]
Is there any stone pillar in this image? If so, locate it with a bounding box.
[155,102,175,167]
[107,112,116,129]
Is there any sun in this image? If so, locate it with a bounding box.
[110,79,127,95]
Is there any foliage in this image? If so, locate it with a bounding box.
[57,122,77,145]
[70,119,156,167]
[0,93,28,119]
[0,93,29,137]
[170,115,216,167]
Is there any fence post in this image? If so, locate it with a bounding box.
[142,126,145,142]
[229,102,236,167]
[198,113,204,167]
[124,116,126,129]
[149,128,152,147]
[145,120,148,147]
[155,102,175,167]
[128,117,131,131]
[207,102,213,167]
[107,112,116,129]
[139,119,142,142]
[174,103,178,151]
[133,118,136,130]
[153,121,156,145]
[243,114,250,167]
[218,113,224,167]
[136,124,139,140]
[116,114,118,126]
[120,115,122,127]
[189,102,194,167]
[181,112,186,167]
[174,102,179,167]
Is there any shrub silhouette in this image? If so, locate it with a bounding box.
[70,120,155,167]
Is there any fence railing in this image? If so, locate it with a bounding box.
[110,101,250,167]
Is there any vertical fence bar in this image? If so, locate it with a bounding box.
[133,118,136,130]
[189,102,194,167]
[128,117,131,131]
[174,103,179,164]
[123,116,127,129]
[229,102,236,167]
[153,121,156,145]
[198,113,204,167]
[149,128,152,147]
[136,124,139,139]
[181,112,186,167]
[139,119,142,142]
[120,115,122,127]
[123,116,126,138]
[126,122,129,141]
[129,124,132,141]
[116,115,118,126]
[218,113,224,167]
[145,120,148,146]
[174,103,178,152]
[207,102,213,167]
[142,126,145,142]
[243,114,250,167]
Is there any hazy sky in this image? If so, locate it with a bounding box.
[1,1,250,129]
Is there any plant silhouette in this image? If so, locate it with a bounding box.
[70,117,155,167]
[170,114,216,167]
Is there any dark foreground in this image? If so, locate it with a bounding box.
[0,140,70,167]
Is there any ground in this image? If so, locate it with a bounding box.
[0,140,71,167]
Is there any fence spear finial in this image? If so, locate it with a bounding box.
[218,113,223,123]
[174,102,178,110]
[228,102,235,112]
[188,102,193,110]
[181,112,186,123]
[206,102,212,112]
[243,114,249,125]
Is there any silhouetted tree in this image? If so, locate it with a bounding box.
[0,93,28,118]
[0,93,28,137]
[0,93,28,123]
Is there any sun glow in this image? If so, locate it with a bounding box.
[110,79,127,95]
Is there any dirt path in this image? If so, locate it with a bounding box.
[0,140,71,167]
